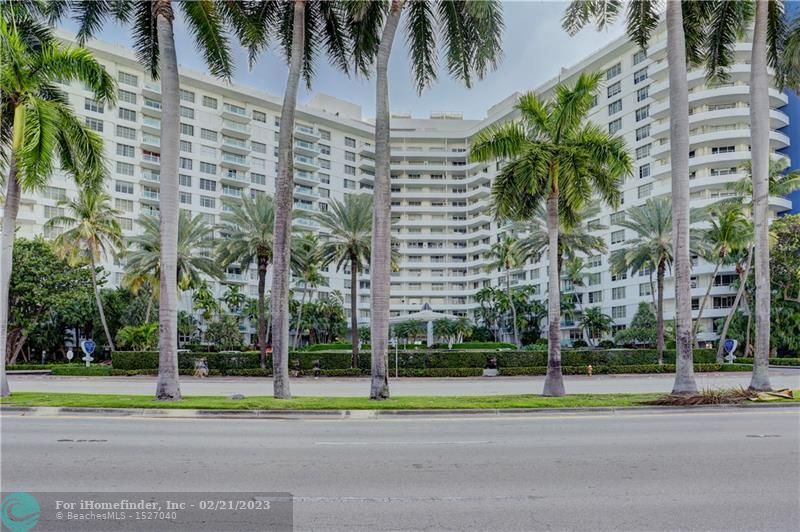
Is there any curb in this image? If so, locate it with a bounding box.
[1,402,797,420]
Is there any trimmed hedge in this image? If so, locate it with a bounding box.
[500,363,751,376]
[736,358,800,366]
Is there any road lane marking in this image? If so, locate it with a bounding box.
[314,440,492,446]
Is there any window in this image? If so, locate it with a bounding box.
[319,144,331,156]
[200,128,217,141]
[612,287,626,300]
[636,124,650,141]
[345,151,356,162]
[607,81,621,98]
[319,129,331,140]
[711,146,736,154]
[84,98,104,113]
[588,273,601,286]
[200,162,217,175]
[180,106,194,119]
[118,107,136,121]
[252,110,266,122]
[319,159,330,169]
[608,99,622,115]
[199,178,216,191]
[636,86,649,102]
[710,167,739,176]
[200,196,215,209]
[345,136,356,148]
[180,140,192,153]
[640,283,652,297]
[611,229,626,244]
[633,49,647,65]
[180,174,192,187]
[179,157,193,170]
[319,173,330,184]
[344,179,356,190]
[635,144,651,160]
[639,163,651,179]
[115,180,134,194]
[116,161,134,176]
[612,306,626,319]
[118,71,138,86]
[115,143,133,158]
[606,62,622,80]
[251,141,266,154]
[180,123,194,136]
[587,218,602,231]
[200,145,216,158]
[590,94,598,108]
[635,105,649,122]
[85,117,103,132]
[634,67,648,84]
[588,291,603,304]
[251,173,266,185]
[179,89,195,103]
[344,165,356,176]
[251,157,265,170]
[692,298,700,310]
[611,270,628,281]
[116,125,136,140]
[115,198,134,212]
[117,217,133,231]
[608,118,622,135]
[610,212,626,224]
[202,95,217,109]
[180,192,192,205]
[713,296,736,309]
[638,183,653,199]
[587,255,602,268]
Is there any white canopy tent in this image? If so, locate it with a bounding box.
[389,303,458,347]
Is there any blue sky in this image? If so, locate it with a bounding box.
[60,1,626,120]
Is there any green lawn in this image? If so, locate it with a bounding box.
[1,391,797,410]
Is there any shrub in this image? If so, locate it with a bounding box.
[572,340,588,348]
[116,323,158,351]
[204,314,245,351]
[51,365,113,376]
[306,343,353,352]
[598,340,615,349]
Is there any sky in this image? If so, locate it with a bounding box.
[59,1,627,120]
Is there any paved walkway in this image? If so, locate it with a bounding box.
[7,369,799,396]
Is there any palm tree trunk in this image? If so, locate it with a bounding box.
[656,259,666,365]
[717,248,752,363]
[90,255,115,351]
[292,284,307,349]
[666,0,696,394]
[270,0,305,399]
[693,260,722,346]
[154,3,181,401]
[369,0,404,400]
[744,295,753,356]
[0,156,21,397]
[350,257,359,369]
[543,191,564,396]
[257,258,267,369]
[748,0,772,391]
[506,269,519,347]
[145,289,154,323]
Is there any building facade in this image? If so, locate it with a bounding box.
[4,26,793,345]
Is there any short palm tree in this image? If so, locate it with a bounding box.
[312,194,372,369]
[471,74,632,397]
[45,188,123,351]
[475,286,502,341]
[0,16,114,397]
[291,233,326,349]
[223,284,246,315]
[216,193,274,369]
[486,236,523,346]
[579,307,614,347]
[192,281,220,322]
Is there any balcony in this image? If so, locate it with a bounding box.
[294,202,319,213]
[141,151,160,169]
[359,143,375,156]
[221,135,249,154]
[141,169,160,183]
[220,151,248,170]
[294,125,320,142]
[141,133,160,150]
[222,186,245,200]
[359,157,375,171]
[221,119,251,138]
[294,155,319,171]
[142,98,162,116]
[294,139,318,157]
[294,170,318,186]
[141,188,160,202]
[221,169,249,185]
[294,217,320,229]
[222,103,250,122]
[142,116,161,133]
[142,81,161,97]
[294,185,318,199]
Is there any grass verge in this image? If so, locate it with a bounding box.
[1,391,797,411]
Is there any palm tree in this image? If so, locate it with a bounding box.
[45,188,123,351]
[693,204,751,345]
[561,257,588,341]
[562,0,717,395]
[69,0,247,401]
[579,307,614,347]
[610,197,673,364]
[313,194,372,369]
[475,286,502,341]
[291,233,326,349]
[347,0,504,400]
[192,281,220,322]
[0,16,114,397]
[222,284,246,315]
[216,193,274,369]
[471,73,632,396]
[487,236,523,346]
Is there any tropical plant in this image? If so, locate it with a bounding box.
[0,14,113,396]
[116,323,158,352]
[313,194,372,369]
[177,310,198,347]
[192,281,220,322]
[222,284,246,315]
[347,0,504,400]
[474,286,502,341]
[392,320,425,347]
[578,307,614,347]
[453,316,473,344]
[45,188,123,351]
[471,73,631,396]
[614,302,658,347]
[486,235,524,346]
[204,314,243,351]
[291,233,326,349]
[433,319,458,346]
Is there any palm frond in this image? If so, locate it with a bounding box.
[179,0,234,80]
[405,0,437,94]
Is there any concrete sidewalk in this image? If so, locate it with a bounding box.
[7,369,799,396]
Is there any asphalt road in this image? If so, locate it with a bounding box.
[7,368,800,397]
[2,408,799,531]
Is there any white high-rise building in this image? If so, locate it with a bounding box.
[5,27,792,345]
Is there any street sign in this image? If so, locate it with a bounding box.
[724,339,738,355]
[66,349,74,361]
[80,340,96,367]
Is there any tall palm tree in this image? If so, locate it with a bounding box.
[579,307,614,347]
[69,0,247,400]
[471,73,631,396]
[312,194,372,369]
[216,193,275,369]
[562,0,716,395]
[346,0,504,400]
[0,16,113,397]
[291,233,325,349]
[45,188,123,351]
[486,235,523,346]
[609,197,673,364]
[693,204,751,344]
